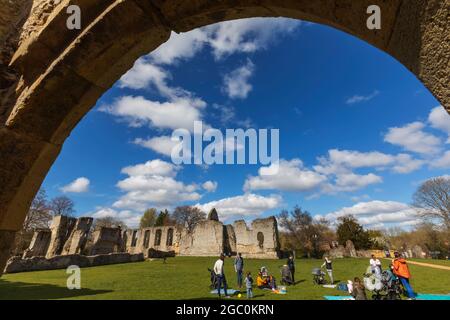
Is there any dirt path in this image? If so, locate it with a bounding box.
[383,259,450,271]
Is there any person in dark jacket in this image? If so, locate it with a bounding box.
[287,255,296,284]
[234,253,244,289]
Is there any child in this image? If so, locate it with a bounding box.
[245,272,253,298]
[351,277,367,300]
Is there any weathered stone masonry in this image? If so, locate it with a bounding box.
[0,0,448,274]
[4,210,280,272]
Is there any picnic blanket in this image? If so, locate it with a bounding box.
[324,296,354,300]
[324,294,450,300]
[210,289,240,295]
[415,294,450,300]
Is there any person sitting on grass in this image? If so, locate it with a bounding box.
[392,252,416,299]
[245,271,253,299]
[256,266,277,290]
[350,277,367,300]
[214,253,230,299]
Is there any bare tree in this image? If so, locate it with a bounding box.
[49,196,75,217]
[413,177,450,230]
[23,189,52,231]
[93,216,127,229]
[172,206,206,232]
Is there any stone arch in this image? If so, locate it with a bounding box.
[0,0,448,273]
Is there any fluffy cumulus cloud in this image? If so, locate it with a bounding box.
[101,95,204,131]
[315,149,424,175]
[134,136,184,158]
[428,106,450,142]
[113,159,204,211]
[384,121,442,154]
[222,59,255,99]
[431,150,450,168]
[195,193,282,221]
[346,90,379,105]
[60,177,90,193]
[202,180,218,192]
[148,18,301,65]
[316,200,421,229]
[244,159,327,192]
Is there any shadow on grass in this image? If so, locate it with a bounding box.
[0,279,112,300]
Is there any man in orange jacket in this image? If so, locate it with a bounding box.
[393,252,416,298]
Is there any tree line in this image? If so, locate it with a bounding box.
[278,176,450,259]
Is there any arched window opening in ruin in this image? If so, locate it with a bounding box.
[166,228,174,246]
[154,229,162,246]
[143,230,150,248]
[257,232,264,249]
[131,230,138,247]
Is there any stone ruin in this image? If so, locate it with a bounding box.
[4,209,280,273]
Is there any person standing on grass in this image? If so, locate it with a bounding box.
[370,254,382,276]
[245,271,253,299]
[287,255,296,284]
[321,256,334,284]
[392,252,416,299]
[234,252,244,289]
[214,254,230,298]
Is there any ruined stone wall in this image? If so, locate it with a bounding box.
[125,226,180,257]
[45,215,76,258]
[61,217,93,255]
[179,220,225,256]
[22,229,51,258]
[233,217,280,259]
[90,226,123,255]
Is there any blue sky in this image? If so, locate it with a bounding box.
[41,18,450,229]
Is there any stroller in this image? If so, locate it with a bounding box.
[363,267,402,300]
[208,268,218,290]
[312,267,326,285]
[280,265,294,285]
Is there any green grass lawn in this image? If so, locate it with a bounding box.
[0,257,449,300]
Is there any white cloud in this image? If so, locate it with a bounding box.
[316,200,420,229]
[195,193,282,221]
[150,29,209,65]
[102,95,204,131]
[206,18,300,59]
[384,121,442,154]
[332,172,383,192]
[222,59,254,99]
[61,177,90,193]
[121,159,178,177]
[346,90,379,105]
[431,150,450,168]
[134,136,185,158]
[244,159,327,192]
[428,106,450,142]
[202,181,218,192]
[113,159,206,211]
